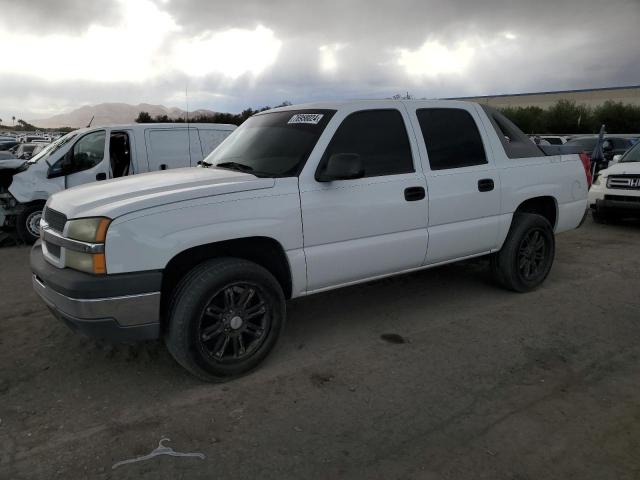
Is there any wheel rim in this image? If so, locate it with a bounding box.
[26,210,42,238]
[197,282,270,364]
[517,229,547,280]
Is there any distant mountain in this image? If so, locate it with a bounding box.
[30,103,217,128]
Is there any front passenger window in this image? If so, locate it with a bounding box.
[320,109,414,178]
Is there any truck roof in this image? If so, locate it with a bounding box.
[260,99,478,114]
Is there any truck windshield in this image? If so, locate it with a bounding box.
[28,131,78,164]
[202,109,336,177]
[620,142,640,162]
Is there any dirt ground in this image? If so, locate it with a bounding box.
[1,216,640,479]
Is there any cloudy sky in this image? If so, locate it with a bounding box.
[1,0,639,121]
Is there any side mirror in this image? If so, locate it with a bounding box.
[317,153,364,182]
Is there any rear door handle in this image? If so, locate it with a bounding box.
[478,178,494,192]
[404,186,425,201]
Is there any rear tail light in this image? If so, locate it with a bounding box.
[579,151,592,187]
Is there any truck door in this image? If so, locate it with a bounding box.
[409,105,501,264]
[299,107,428,292]
[57,130,110,188]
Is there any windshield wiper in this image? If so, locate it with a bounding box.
[214,161,254,173]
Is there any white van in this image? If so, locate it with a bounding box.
[0,123,236,243]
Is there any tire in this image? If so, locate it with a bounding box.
[165,258,286,382]
[16,202,45,244]
[490,213,555,293]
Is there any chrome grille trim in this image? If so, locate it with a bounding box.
[607,175,640,190]
[43,207,67,232]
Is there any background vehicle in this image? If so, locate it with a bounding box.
[564,135,635,162]
[31,100,589,381]
[1,122,235,243]
[0,140,19,151]
[589,141,640,222]
[539,135,567,145]
[13,143,46,160]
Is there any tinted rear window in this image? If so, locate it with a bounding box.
[416,108,487,170]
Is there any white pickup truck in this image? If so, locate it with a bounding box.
[31,100,589,381]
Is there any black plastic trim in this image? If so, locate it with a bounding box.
[596,198,640,214]
[48,306,160,342]
[31,242,162,299]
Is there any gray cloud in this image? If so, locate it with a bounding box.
[1,0,639,121]
[0,0,122,34]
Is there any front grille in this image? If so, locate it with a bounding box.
[605,194,640,204]
[607,175,640,190]
[43,207,67,233]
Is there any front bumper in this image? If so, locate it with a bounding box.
[594,197,640,216]
[31,242,162,342]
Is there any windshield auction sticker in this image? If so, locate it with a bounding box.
[288,113,324,125]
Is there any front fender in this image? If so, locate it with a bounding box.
[8,165,64,203]
[104,189,304,275]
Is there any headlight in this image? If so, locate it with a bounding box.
[65,217,111,274]
[593,175,603,186]
[66,217,111,242]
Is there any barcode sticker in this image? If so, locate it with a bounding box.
[288,113,324,125]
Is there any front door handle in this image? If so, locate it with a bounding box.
[478,178,494,192]
[404,186,425,201]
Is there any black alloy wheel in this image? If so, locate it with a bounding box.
[197,283,270,363]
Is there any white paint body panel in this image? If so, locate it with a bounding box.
[41,100,588,299]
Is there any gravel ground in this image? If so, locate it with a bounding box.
[1,216,639,480]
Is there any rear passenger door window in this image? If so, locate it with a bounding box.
[319,109,414,178]
[416,109,487,170]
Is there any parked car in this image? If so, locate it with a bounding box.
[564,135,635,162]
[0,140,19,151]
[31,100,589,381]
[0,123,235,243]
[588,140,640,222]
[539,135,567,145]
[0,151,17,161]
[13,143,46,160]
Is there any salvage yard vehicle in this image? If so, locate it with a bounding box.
[0,123,235,243]
[564,135,635,163]
[31,100,589,381]
[589,140,640,222]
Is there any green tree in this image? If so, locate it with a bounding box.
[501,106,546,134]
[592,101,640,134]
[542,100,593,133]
[135,111,153,123]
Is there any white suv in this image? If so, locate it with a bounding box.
[589,141,640,222]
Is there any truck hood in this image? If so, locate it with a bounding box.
[600,161,640,177]
[47,167,275,219]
